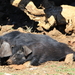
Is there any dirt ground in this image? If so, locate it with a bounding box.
[0,0,75,75]
[0,25,75,75]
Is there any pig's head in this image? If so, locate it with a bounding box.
[7,45,32,65]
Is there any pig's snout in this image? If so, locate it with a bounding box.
[7,59,13,65]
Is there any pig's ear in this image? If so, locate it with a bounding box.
[23,46,32,56]
[0,41,12,57]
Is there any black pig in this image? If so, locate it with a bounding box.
[6,32,75,66]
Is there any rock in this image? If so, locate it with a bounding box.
[65,53,73,64]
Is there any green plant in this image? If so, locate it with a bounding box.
[0,72,4,75]
[56,68,75,72]
[25,26,32,32]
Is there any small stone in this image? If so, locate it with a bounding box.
[29,67,38,70]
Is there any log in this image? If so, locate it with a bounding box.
[24,1,55,30]
[45,5,75,33]
[25,1,75,33]
[11,0,75,33]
